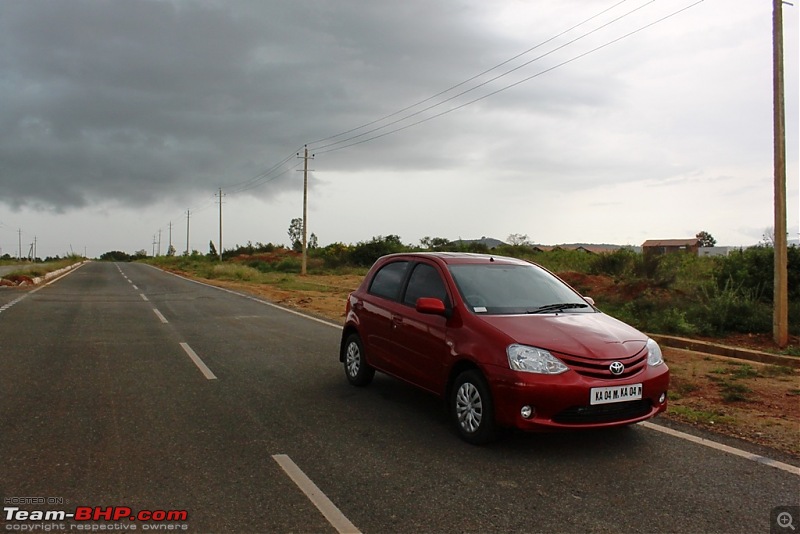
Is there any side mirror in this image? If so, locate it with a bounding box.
[583,296,595,306]
[416,297,448,316]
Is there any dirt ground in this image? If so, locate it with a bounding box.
[197,273,799,457]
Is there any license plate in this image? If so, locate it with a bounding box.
[590,384,643,405]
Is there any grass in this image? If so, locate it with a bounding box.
[730,364,761,379]
[2,258,83,279]
[719,382,752,402]
[668,406,736,425]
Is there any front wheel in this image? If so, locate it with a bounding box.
[450,369,497,445]
[342,333,374,386]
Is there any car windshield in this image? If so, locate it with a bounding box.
[448,262,593,315]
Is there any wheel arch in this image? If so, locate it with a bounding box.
[445,358,484,401]
[339,324,360,362]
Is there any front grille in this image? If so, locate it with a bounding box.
[553,400,653,424]
[558,350,647,379]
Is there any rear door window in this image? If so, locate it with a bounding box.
[403,263,449,307]
[368,261,410,301]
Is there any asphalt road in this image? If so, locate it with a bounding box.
[1,262,798,533]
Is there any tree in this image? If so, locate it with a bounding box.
[288,217,304,252]
[696,231,717,247]
[507,233,532,246]
[420,236,452,250]
[166,244,176,257]
[761,227,775,247]
[208,240,218,258]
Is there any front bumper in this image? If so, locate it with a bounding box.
[489,363,670,431]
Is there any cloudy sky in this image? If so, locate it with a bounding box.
[0,0,797,259]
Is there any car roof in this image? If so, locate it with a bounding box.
[379,252,530,266]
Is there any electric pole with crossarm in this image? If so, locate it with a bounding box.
[297,146,315,275]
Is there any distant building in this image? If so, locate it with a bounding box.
[642,239,701,256]
[699,246,731,257]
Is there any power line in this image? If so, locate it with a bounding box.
[309,0,638,148]
[313,0,704,156]
[155,0,704,242]
[224,148,304,195]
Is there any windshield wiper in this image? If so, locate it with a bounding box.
[527,302,589,314]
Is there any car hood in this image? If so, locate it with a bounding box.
[477,312,647,359]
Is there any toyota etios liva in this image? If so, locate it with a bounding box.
[340,253,669,444]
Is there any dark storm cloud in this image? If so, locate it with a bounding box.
[0,0,503,210]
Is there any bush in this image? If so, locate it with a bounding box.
[589,248,637,278]
[349,235,406,267]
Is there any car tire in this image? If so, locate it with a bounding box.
[343,333,375,387]
[450,369,497,445]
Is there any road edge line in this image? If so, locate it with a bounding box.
[149,265,341,329]
[639,421,800,476]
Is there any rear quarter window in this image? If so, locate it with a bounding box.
[368,261,409,301]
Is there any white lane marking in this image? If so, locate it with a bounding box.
[640,421,800,476]
[179,342,217,380]
[132,285,139,290]
[153,308,169,324]
[0,263,85,315]
[151,266,341,329]
[140,294,149,302]
[272,454,360,534]
[148,264,800,475]
[148,265,800,475]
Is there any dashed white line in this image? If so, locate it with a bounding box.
[272,454,360,534]
[179,342,217,380]
[154,266,340,329]
[140,294,149,302]
[147,263,798,475]
[153,308,169,324]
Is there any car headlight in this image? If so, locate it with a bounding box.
[647,338,664,367]
[507,344,568,375]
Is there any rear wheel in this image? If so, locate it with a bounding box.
[343,333,374,386]
[450,369,497,445]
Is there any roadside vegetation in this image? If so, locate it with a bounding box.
[134,236,798,349]
[0,254,86,285]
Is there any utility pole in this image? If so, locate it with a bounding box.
[772,0,789,347]
[216,188,225,262]
[158,229,162,257]
[152,234,157,257]
[168,221,173,254]
[18,228,22,261]
[297,145,314,275]
[186,209,190,256]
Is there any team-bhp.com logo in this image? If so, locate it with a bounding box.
[4,506,189,530]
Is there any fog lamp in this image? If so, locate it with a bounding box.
[520,405,534,419]
[659,392,667,404]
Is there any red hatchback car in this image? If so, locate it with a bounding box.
[340,252,669,444]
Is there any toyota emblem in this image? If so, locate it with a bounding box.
[609,361,625,375]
